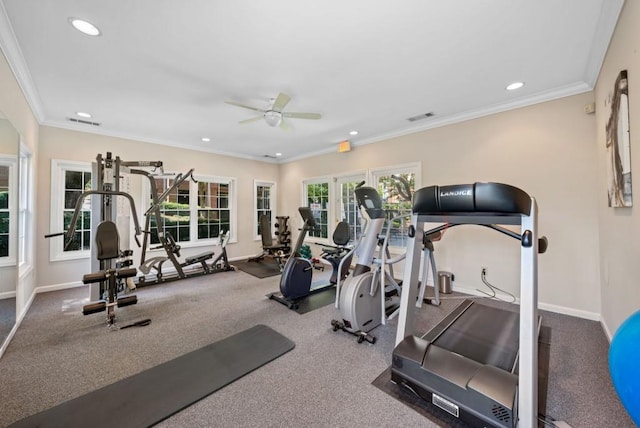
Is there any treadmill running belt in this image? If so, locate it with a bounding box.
[432,303,519,372]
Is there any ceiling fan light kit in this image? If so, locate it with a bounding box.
[264,111,282,127]
[225,92,321,129]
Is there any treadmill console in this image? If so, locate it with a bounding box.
[412,182,531,216]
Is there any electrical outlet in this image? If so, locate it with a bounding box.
[481,266,488,276]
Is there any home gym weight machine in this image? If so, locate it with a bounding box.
[392,182,548,428]
[131,164,234,286]
[45,152,146,327]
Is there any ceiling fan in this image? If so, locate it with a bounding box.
[225,92,321,129]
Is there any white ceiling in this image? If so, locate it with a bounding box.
[0,1,625,162]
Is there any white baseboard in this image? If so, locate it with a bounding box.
[0,290,16,299]
[36,281,84,294]
[1,285,38,360]
[452,284,601,321]
[0,318,19,359]
[600,318,614,342]
[537,301,600,321]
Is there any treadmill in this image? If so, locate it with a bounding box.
[392,182,547,428]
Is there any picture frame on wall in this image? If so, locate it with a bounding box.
[605,70,632,207]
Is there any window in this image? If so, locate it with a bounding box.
[372,163,420,248]
[145,174,236,247]
[197,180,230,240]
[150,177,191,244]
[0,156,17,265]
[50,160,92,261]
[0,165,10,258]
[254,180,275,239]
[63,170,92,251]
[335,174,366,244]
[18,146,32,268]
[304,179,329,239]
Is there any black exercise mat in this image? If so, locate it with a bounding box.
[9,324,295,428]
[294,286,336,314]
[267,285,336,315]
[234,259,281,278]
[372,326,551,427]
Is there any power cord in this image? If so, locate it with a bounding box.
[476,268,516,302]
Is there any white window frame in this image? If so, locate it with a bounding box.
[142,173,237,251]
[18,144,32,272]
[148,175,192,245]
[254,180,276,241]
[194,174,237,243]
[333,172,367,245]
[302,176,331,243]
[50,159,93,262]
[0,154,17,267]
[370,162,421,251]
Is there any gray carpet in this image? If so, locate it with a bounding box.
[0,271,634,428]
[0,297,16,344]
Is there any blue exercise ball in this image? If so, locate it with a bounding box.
[609,310,640,425]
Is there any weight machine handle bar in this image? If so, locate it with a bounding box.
[45,190,143,250]
[44,232,65,238]
[144,168,196,216]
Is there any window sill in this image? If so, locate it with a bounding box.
[50,252,91,263]
[0,258,17,268]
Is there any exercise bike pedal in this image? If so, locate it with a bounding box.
[356,332,376,344]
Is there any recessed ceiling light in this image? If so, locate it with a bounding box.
[275,153,282,157]
[76,111,92,118]
[349,130,358,136]
[69,18,101,36]
[506,81,524,91]
[201,137,211,142]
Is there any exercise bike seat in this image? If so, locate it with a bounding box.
[320,222,353,285]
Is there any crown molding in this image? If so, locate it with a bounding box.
[0,1,45,121]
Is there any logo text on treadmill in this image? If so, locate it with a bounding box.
[440,190,472,197]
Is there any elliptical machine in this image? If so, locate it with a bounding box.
[269,207,319,309]
[331,186,393,343]
[331,185,439,343]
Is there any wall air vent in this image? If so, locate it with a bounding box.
[67,117,101,126]
[407,112,435,122]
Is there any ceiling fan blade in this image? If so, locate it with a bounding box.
[239,116,263,124]
[283,112,322,120]
[225,100,265,113]
[279,119,291,131]
[271,93,291,112]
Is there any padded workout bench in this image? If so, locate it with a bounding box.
[184,251,216,272]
